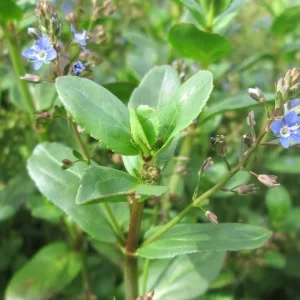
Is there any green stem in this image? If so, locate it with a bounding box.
[101,203,126,246]
[70,120,90,163]
[124,201,144,300]
[142,107,282,247]
[161,129,195,220]
[4,23,35,117]
[142,259,150,295]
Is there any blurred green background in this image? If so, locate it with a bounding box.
[1,0,300,299]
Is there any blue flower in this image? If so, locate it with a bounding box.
[71,24,88,50]
[72,61,85,75]
[270,110,300,148]
[22,35,57,70]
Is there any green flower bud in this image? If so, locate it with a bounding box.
[248,87,266,103]
[21,74,41,83]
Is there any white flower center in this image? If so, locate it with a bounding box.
[38,50,47,60]
[280,125,290,138]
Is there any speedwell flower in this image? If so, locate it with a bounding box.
[70,24,88,50]
[22,35,57,70]
[72,61,85,76]
[270,110,300,148]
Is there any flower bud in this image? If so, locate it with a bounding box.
[62,158,73,169]
[35,1,61,42]
[21,74,41,83]
[136,291,155,300]
[198,157,213,176]
[289,83,300,99]
[242,134,253,147]
[27,27,42,40]
[232,184,259,196]
[211,135,227,157]
[248,87,266,103]
[257,174,280,188]
[205,211,218,225]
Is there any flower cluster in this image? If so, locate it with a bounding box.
[22,2,89,72]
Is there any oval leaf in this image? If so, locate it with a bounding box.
[158,70,213,147]
[56,76,138,155]
[168,24,231,64]
[5,242,81,300]
[76,165,169,204]
[140,252,225,300]
[27,142,118,243]
[138,223,272,259]
[128,65,180,111]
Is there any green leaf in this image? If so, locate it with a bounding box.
[130,108,151,156]
[200,92,274,123]
[265,186,291,222]
[136,105,159,146]
[28,196,64,224]
[5,242,81,300]
[72,149,85,161]
[128,65,180,111]
[27,142,118,243]
[158,70,213,148]
[264,251,286,269]
[76,166,169,204]
[0,0,22,22]
[180,0,206,28]
[140,252,225,299]
[0,174,34,222]
[138,223,272,259]
[168,24,231,65]
[265,156,300,174]
[213,0,248,31]
[271,6,300,35]
[56,76,138,155]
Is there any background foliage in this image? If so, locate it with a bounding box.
[1,0,300,299]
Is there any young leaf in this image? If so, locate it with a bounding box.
[213,0,248,31]
[128,65,180,111]
[168,24,231,65]
[27,142,118,243]
[5,242,81,300]
[138,223,272,259]
[140,252,225,299]
[56,76,138,155]
[180,0,206,28]
[76,166,169,204]
[130,108,151,156]
[158,70,213,150]
[136,105,159,146]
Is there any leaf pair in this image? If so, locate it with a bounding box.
[55,65,213,157]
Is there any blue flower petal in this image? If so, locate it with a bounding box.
[291,132,300,143]
[283,110,298,127]
[270,120,283,135]
[280,137,290,148]
[33,60,44,70]
[46,48,57,61]
[290,98,300,109]
[22,48,37,59]
[37,35,52,50]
